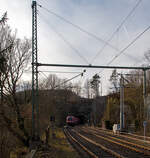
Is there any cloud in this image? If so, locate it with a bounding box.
[1,0,150,95]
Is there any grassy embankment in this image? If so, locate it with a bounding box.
[42,127,80,158]
[10,128,79,158]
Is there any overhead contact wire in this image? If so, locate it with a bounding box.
[107,25,150,65]
[37,4,122,52]
[98,25,150,75]
[91,0,143,63]
[25,70,83,74]
[39,12,89,64]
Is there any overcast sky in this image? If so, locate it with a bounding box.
[1,0,150,95]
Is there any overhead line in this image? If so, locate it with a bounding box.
[39,12,89,64]
[37,1,145,74]
[38,1,143,65]
[25,70,82,74]
[39,10,140,64]
[91,0,143,63]
[37,1,143,65]
[98,25,150,75]
[39,70,82,74]
[39,71,48,78]
[54,70,85,89]
[37,3,122,52]
[39,70,86,89]
[107,25,150,65]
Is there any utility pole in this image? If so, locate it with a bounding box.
[120,74,124,131]
[143,70,147,120]
[100,81,102,96]
[119,71,147,131]
[32,0,39,140]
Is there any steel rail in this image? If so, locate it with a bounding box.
[91,127,150,145]
[84,127,150,152]
[72,129,126,158]
[64,128,98,158]
[122,132,150,140]
[81,128,150,156]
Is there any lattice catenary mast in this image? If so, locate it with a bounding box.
[31,0,39,140]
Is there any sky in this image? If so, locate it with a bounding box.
[0,0,150,95]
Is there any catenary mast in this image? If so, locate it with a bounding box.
[32,0,39,140]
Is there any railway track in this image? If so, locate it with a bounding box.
[121,131,150,143]
[77,126,150,158]
[64,126,125,158]
[64,127,98,158]
[65,126,150,158]
[94,127,150,142]
[89,127,150,147]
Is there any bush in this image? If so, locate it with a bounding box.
[135,120,140,131]
[105,120,113,130]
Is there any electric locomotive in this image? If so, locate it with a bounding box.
[66,115,80,126]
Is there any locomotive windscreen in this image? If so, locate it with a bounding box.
[68,117,72,121]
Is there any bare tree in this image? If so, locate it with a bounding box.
[109,69,119,92]
[144,49,150,63]
[72,81,82,96]
[0,12,8,25]
[17,81,32,104]
[0,24,31,146]
[90,74,100,98]
[39,74,74,90]
[84,79,91,98]
[44,74,61,90]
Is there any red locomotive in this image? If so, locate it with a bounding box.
[66,115,80,126]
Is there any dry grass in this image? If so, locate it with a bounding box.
[42,127,80,158]
[10,147,28,158]
[9,127,79,158]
